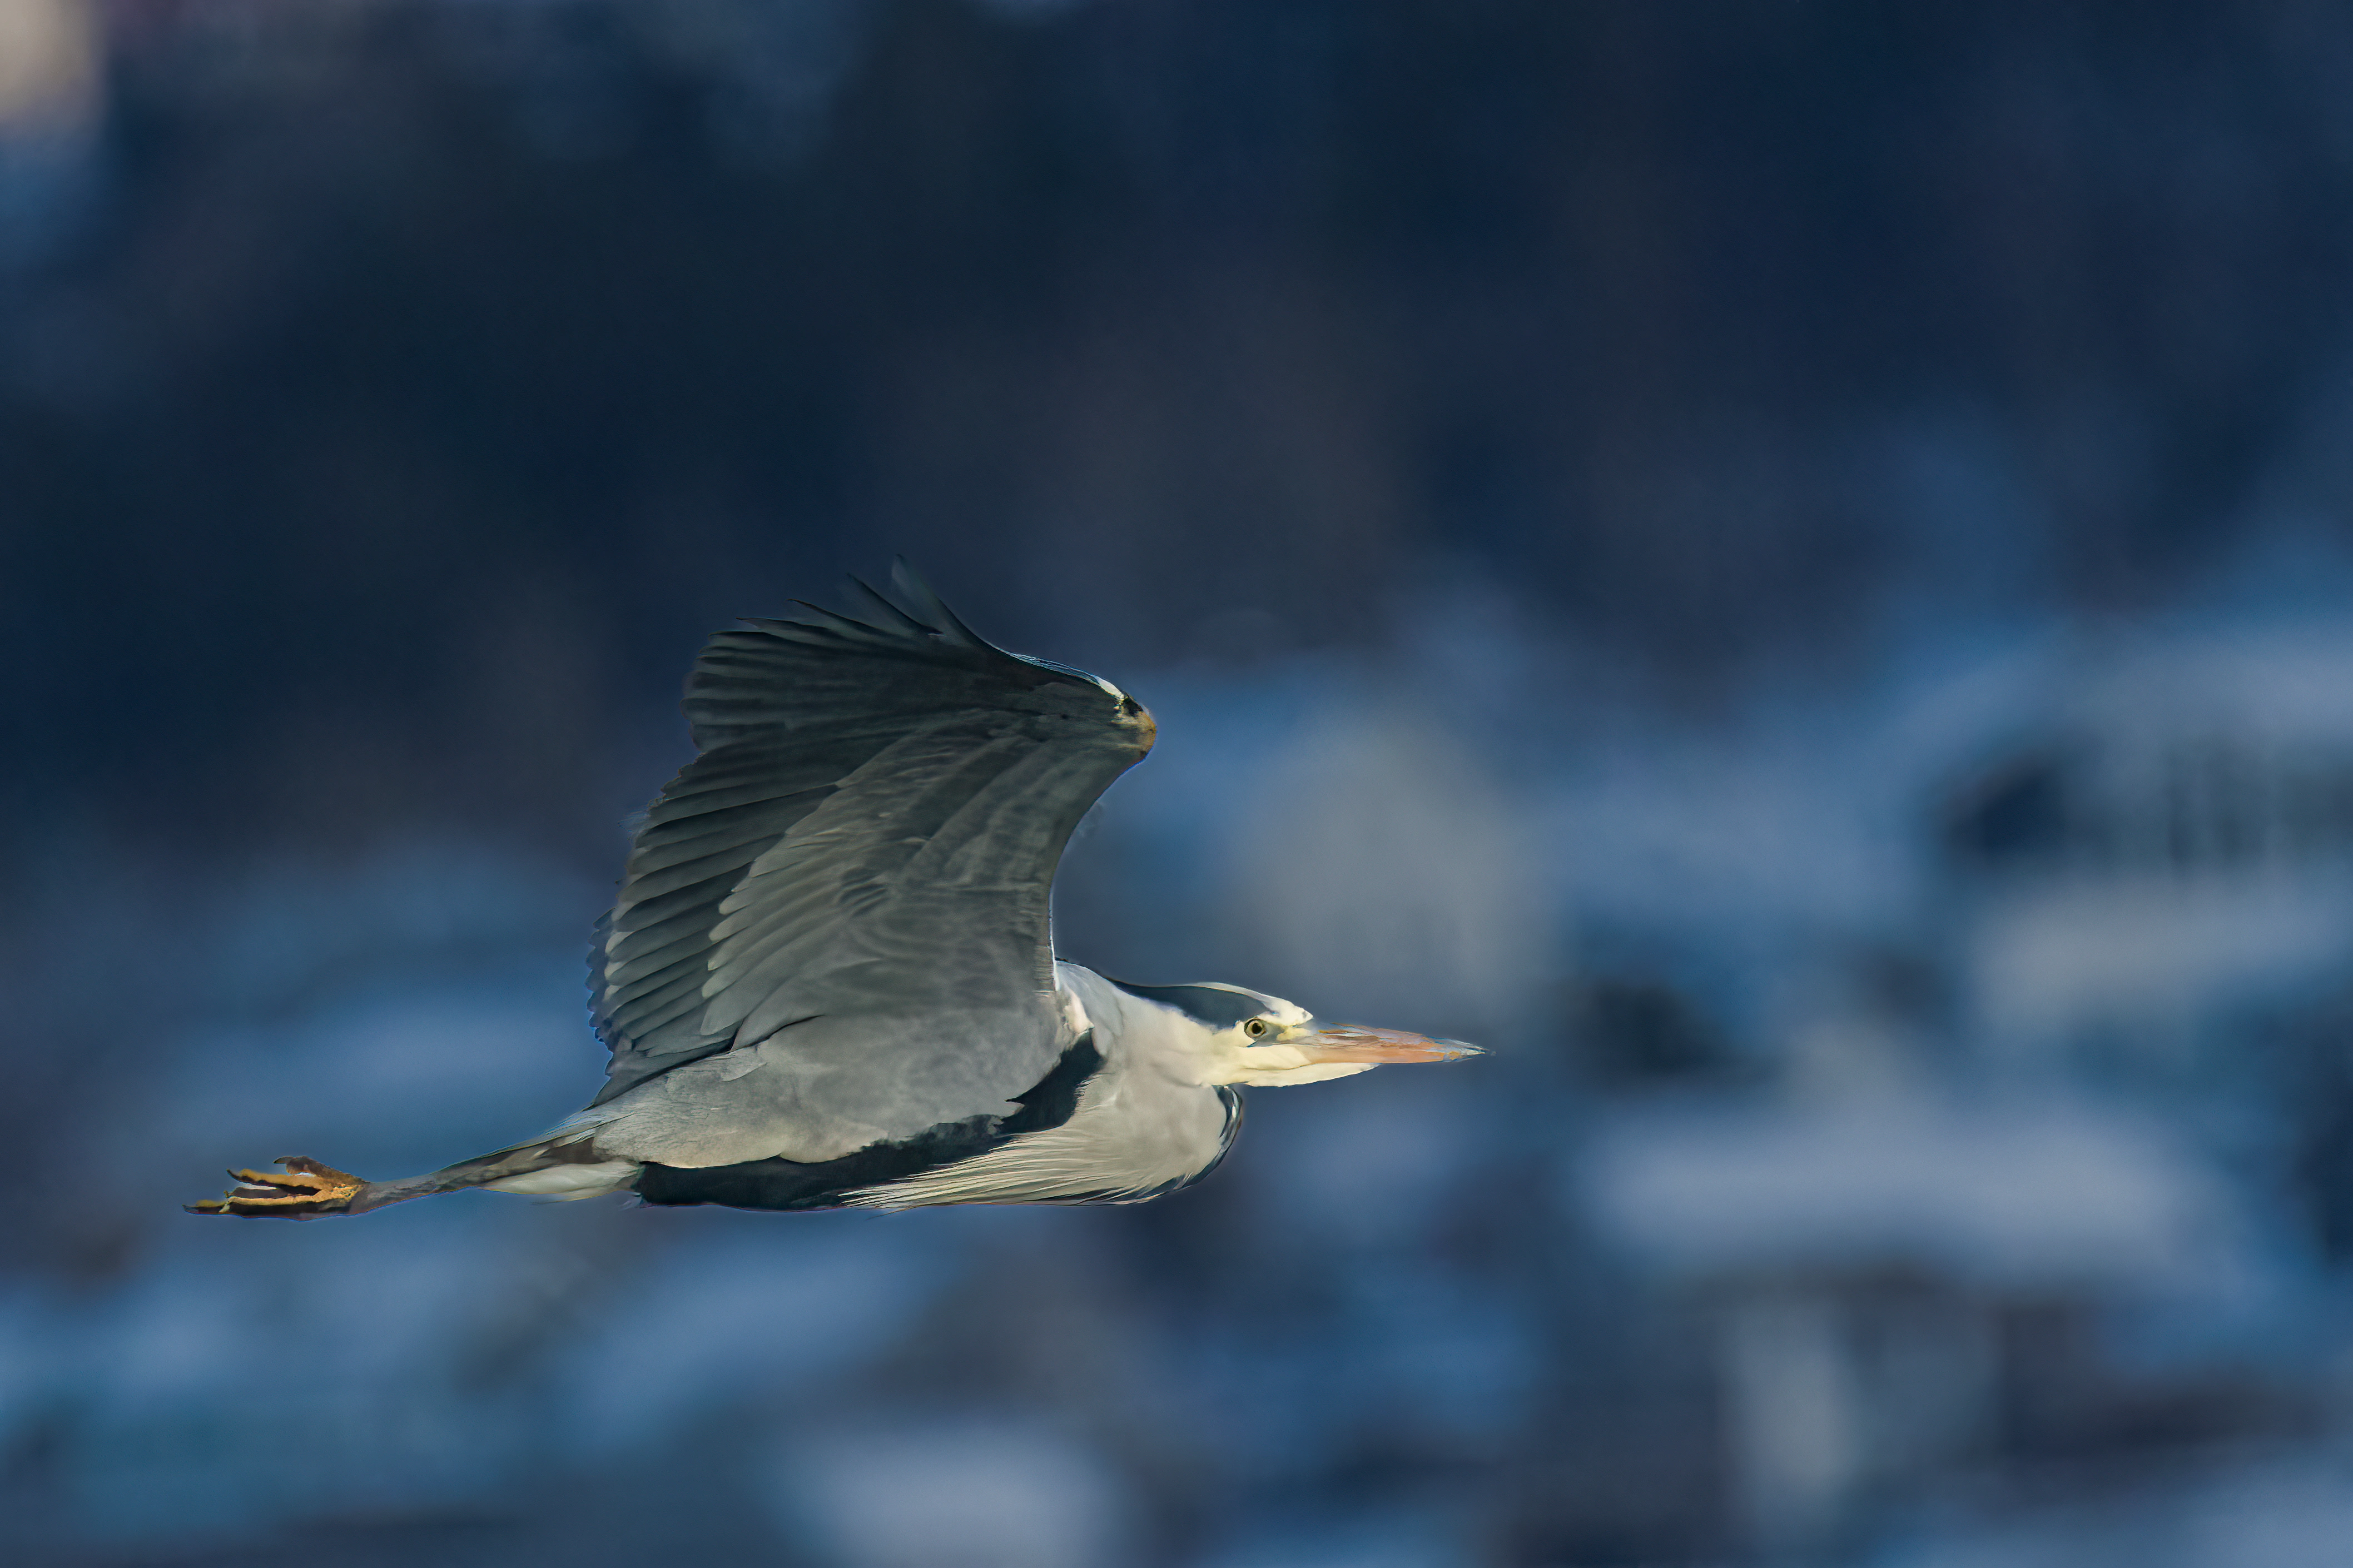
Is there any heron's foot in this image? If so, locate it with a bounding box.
[187,1156,366,1218]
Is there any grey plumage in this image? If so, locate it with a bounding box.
[190,565,1476,1221]
[591,560,1148,1106]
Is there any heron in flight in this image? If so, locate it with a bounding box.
[192,565,1479,1218]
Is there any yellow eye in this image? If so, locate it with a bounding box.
[1244,1019,1269,1038]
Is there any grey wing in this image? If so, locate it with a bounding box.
[588,563,1154,1109]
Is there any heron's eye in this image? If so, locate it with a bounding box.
[1244,1018,1269,1039]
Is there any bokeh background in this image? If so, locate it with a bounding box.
[11,1,2353,1563]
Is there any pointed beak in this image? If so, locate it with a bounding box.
[1283,1023,1485,1066]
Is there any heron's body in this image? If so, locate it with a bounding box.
[192,567,1476,1220]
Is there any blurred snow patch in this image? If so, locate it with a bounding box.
[1580,1091,2237,1289]
[201,842,592,1012]
[1250,1074,1477,1248]
[167,963,597,1167]
[43,1216,544,1540]
[766,1416,1132,1568]
[560,1226,953,1447]
[1970,876,2353,1054]
[1199,1505,1477,1568]
[1227,706,1547,1031]
[1878,1453,2353,1568]
[1547,709,1922,947]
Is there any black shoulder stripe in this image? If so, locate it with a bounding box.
[999,1030,1100,1133]
[633,1032,1105,1212]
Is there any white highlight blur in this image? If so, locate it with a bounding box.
[0,0,96,133]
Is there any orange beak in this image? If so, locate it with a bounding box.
[1291,1023,1484,1066]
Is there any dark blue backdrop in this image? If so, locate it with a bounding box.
[8,3,2353,1565]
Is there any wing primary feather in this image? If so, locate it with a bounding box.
[615,840,770,903]
[843,574,934,639]
[605,962,714,1016]
[603,928,719,989]
[613,868,756,930]
[890,557,988,649]
[693,643,813,674]
[707,878,836,944]
[736,614,863,645]
[654,755,847,803]
[624,828,782,877]
[605,907,716,965]
[630,791,817,849]
[780,601,908,648]
[739,621,851,650]
[643,781,834,824]
[610,982,714,1037]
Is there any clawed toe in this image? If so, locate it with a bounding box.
[188,1156,367,1218]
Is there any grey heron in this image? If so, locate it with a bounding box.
[191,565,1480,1218]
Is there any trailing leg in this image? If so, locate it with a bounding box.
[187,1140,639,1218]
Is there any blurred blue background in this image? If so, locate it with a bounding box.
[9,1,2353,1564]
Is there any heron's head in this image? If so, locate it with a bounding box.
[1116,981,1482,1088]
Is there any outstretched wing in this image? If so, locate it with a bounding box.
[589,563,1154,1104]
